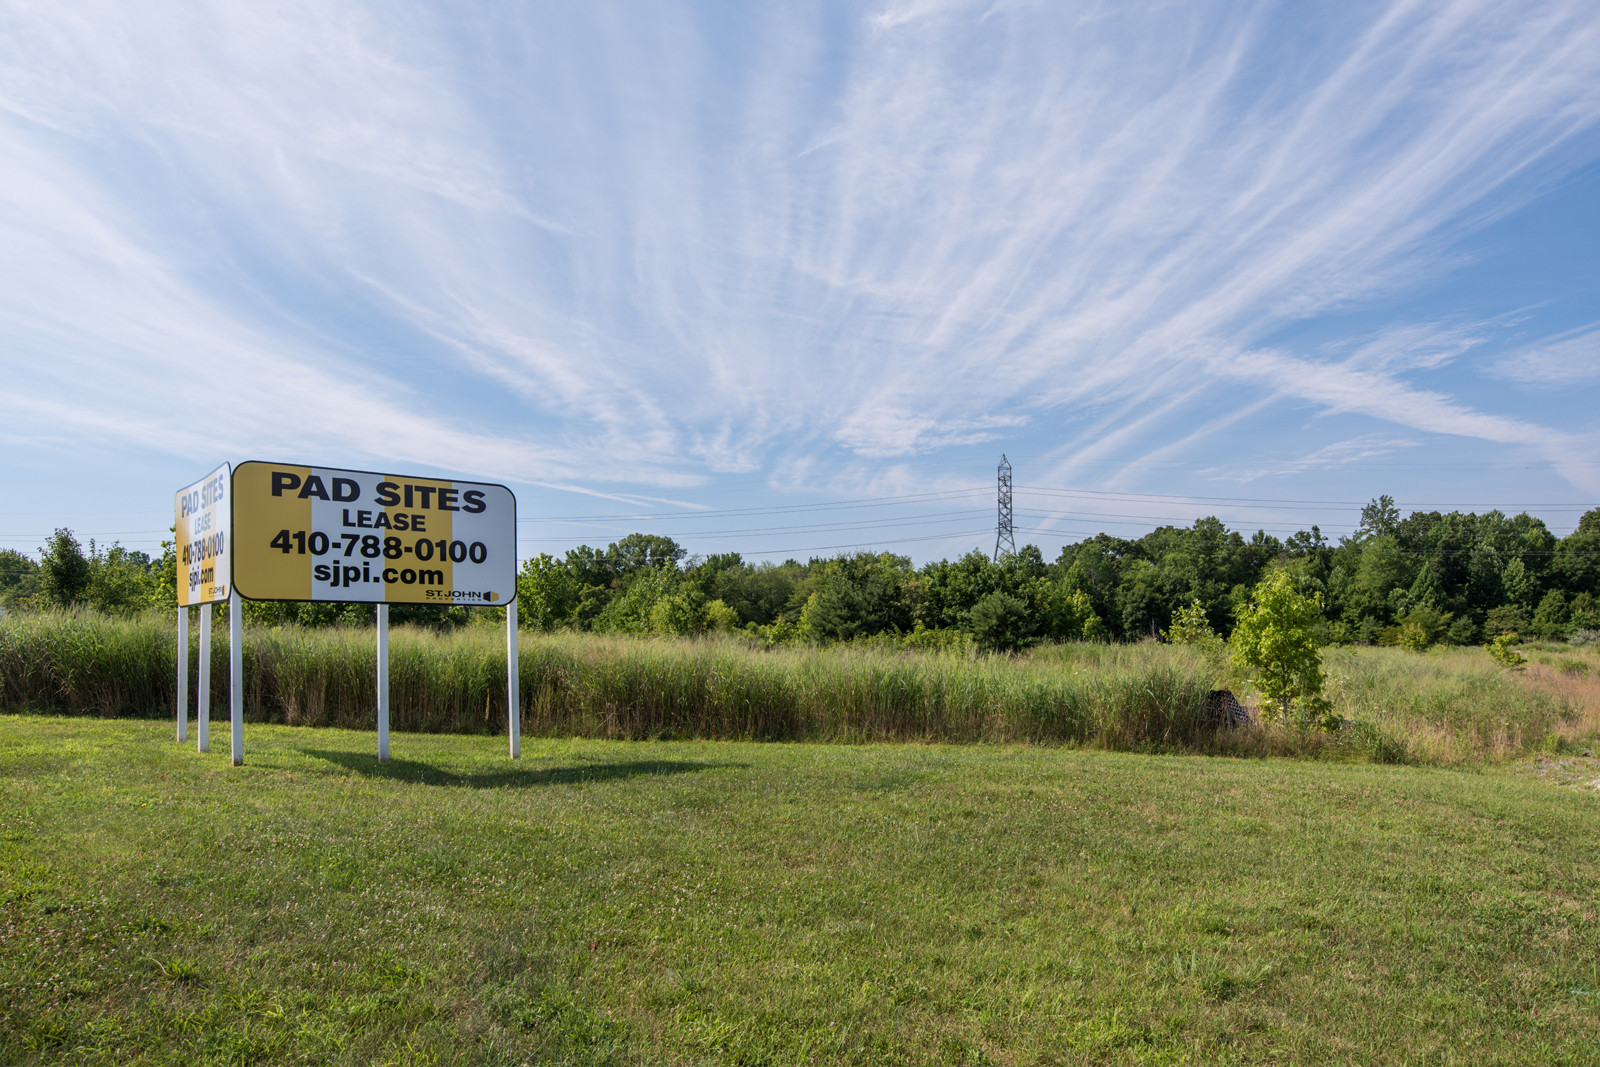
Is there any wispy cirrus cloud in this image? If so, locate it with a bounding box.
[1488,325,1600,386]
[0,0,1597,532]
[1201,435,1423,484]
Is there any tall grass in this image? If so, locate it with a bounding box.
[1,611,1212,746]
[0,609,175,717]
[3,610,1592,760]
[1321,645,1589,762]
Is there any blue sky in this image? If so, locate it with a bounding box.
[3,0,1598,566]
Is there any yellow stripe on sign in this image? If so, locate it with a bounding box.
[174,503,193,608]
[381,474,453,603]
[232,462,313,602]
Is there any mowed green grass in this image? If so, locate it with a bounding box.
[2,718,1597,1065]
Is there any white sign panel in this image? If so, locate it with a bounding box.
[231,461,517,605]
[174,463,231,607]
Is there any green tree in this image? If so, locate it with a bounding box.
[152,533,179,611]
[1551,509,1600,596]
[559,545,620,628]
[1572,592,1600,632]
[1531,589,1571,640]
[1356,495,1401,541]
[1053,536,1137,638]
[85,543,161,613]
[593,567,681,635]
[795,553,916,641]
[0,548,40,608]
[918,550,1000,630]
[1486,632,1525,669]
[518,553,580,630]
[1342,535,1414,629]
[1391,603,1452,650]
[704,599,740,632]
[686,554,808,628]
[648,586,712,636]
[39,529,91,607]
[966,590,1034,653]
[1483,604,1530,638]
[796,576,865,642]
[1230,571,1334,729]
[1043,584,1101,641]
[1499,557,1536,610]
[1284,525,1329,557]
[1164,599,1224,657]
[608,533,686,574]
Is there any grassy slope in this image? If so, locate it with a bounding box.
[2,718,1598,1066]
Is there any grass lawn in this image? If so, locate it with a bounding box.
[2,717,1597,1065]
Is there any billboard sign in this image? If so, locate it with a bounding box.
[231,461,516,605]
[175,463,231,606]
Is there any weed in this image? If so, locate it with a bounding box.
[148,954,203,984]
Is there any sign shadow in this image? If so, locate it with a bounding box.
[304,749,744,789]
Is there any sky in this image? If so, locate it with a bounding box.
[2,0,1598,567]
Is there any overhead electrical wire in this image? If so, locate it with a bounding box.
[4,474,1592,560]
[514,486,992,524]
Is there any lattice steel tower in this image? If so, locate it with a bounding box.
[994,454,1015,561]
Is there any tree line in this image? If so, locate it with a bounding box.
[5,497,1598,651]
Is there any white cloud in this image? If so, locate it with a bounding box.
[1488,325,1600,386]
[0,0,1597,507]
[1200,435,1422,484]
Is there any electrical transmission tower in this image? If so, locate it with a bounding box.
[994,454,1015,561]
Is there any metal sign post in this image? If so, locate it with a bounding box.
[377,604,390,761]
[176,608,189,743]
[507,598,520,759]
[230,590,243,766]
[197,604,211,752]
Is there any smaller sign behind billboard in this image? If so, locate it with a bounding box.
[175,464,231,607]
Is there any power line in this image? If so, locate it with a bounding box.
[727,529,998,556]
[516,509,992,542]
[1020,485,1596,511]
[514,486,990,524]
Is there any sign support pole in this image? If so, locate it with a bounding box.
[197,603,211,753]
[377,604,390,762]
[507,599,520,759]
[229,590,243,766]
[176,608,189,743]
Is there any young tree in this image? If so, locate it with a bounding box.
[38,528,91,607]
[1486,632,1525,669]
[1164,599,1224,655]
[1230,571,1335,729]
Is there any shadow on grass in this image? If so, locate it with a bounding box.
[303,749,744,789]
